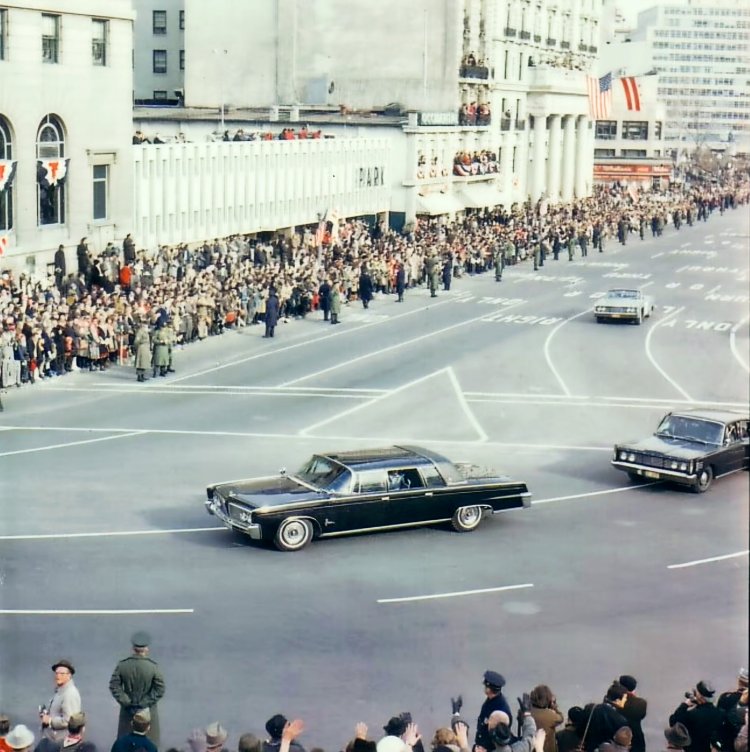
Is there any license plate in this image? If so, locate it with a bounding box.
[643,470,659,479]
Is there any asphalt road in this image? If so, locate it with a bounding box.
[1,208,748,752]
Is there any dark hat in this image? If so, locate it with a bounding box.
[51,659,75,675]
[490,723,512,747]
[265,715,287,740]
[618,675,637,692]
[606,682,628,702]
[131,631,151,648]
[383,717,407,737]
[664,723,691,748]
[132,711,151,734]
[483,670,506,690]
[696,680,715,699]
[614,727,633,747]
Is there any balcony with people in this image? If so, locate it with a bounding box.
[459,52,490,81]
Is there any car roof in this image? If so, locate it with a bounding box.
[670,408,749,424]
[320,445,446,470]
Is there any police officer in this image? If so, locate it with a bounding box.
[476,671,512,752]
[493,245,504,282]
[109,632,166,747]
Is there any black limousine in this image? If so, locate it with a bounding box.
[206,445,531,550]
[612,409,749,493]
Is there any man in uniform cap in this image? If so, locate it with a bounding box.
[669,681,722,752]
[42,659,82,742]
[109,633,165,746]
[476,671,512,752]
[5,726,34,752]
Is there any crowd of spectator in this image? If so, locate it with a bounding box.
[131,127,326,146]
[528,53,589,72]
[459,102,492,127]
[460,53,490,79]
[0,661,747,752]
[1,176,748,394]
[453,151,500,177]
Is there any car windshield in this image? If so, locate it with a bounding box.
[609,290,639,299]
[656,416,723,445]
[294,455,349,490]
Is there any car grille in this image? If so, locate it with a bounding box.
[632,453,668,468]
[606,306,634,313]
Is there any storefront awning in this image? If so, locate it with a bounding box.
[458,182,506,209]
[415,191,465,215]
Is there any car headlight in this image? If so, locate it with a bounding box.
[628,307,637,313]
[670,460,679,470]
[618,450,627,460]
[595,306,605,313]
[627,453,636,462]
[679,462,688,472]
[238,510,253,523]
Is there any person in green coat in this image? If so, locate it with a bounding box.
[425,252,440,297]
[109,632,165,746]
[151,326,170,377]
[133,324,151,382]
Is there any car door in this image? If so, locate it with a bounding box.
[319,470,389,534]
[384,466,449,525]
[720,420,749,474]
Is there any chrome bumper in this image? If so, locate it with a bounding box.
[205,500,262,539]
[596,311,638,320]
[611,461,697,484]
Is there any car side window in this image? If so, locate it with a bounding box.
[357,472,387,494]
[737,421,749,441]
[420,465,447,488]
[388,468,424,491]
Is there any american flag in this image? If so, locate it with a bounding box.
[587,72,613,120]
[620,76,641,111]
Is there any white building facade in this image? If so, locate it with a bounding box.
[630,0,750,153]
[0,0,135,272]
[132,0,184,104]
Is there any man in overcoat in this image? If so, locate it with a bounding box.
[109,632,165,746]
[264,288,280,338]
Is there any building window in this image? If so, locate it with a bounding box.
[0,9,7,61]
[594,148,616,158]
[179,10,185,30]
[42,14,60,63]
[595,120,617,139]
[622,121,649,139]
[655,121,663,138]
[621,148,647,157]
[153,49,167,73]
[0,116,14,231]
[92,164,108,220]
[92,19,107,66]
[36,114,66,226]
[180,49,184,70]
[153,90,168,100]
[153,10,167,35]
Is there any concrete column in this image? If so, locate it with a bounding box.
[561,114,576,203]
[574,115,590,198]
[500,132,514,197]
[546,114,562,202]
[531,114,546,201]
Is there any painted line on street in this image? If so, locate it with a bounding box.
[0,609,194,615]
[170,296,456,384]
[0,526,225,541]
[447,366,488,442]
[38,386,366,400]
[0,430,147,458]
[644,307,694,402]
[542,309,591,397]
[667,550,749,570]
[533,482,660,505]
[729,316,750,374]
[281,300,525,387]
[378,583,533,604]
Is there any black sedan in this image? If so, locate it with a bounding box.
[205,445,531,551]
[612,409,749,493]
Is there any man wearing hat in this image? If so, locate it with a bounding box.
[42,660,82,742]
[262,716,305,752]
[476,671,512,752]
[36,713,94,752]
[185,722,230,752]
[617,676,647,752]
[664,723,691,751]
[109,632,165,746]
[716,669,749,752]
[111,711,157,752]
[0,715,12,752]
[4,726,34,752]
[669,681,723,752]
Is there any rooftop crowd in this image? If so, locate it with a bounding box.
[0,642,747,752]
[1,176,748,395]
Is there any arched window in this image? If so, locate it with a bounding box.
[36,114,67,226]
[0,115,13,231]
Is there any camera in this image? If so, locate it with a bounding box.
[684,691,696,701]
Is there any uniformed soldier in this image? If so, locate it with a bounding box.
[426,252,440,298]
[133,324,151,382]
[151,326,170,378]
[493,245,504,282]
[109,632,165,747]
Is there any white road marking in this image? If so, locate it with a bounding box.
[0,430,147,458]
[644,307,694,402]
[377,583,533,604]
[169,297,456,383]
[667,550,749,570]
[0,527,225,541]
[0,609,194,615]
[543,308,592,397]
[447,366,488,442]
[38,386,368,400]
[281,301,525,387]
[729,316,750,374]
